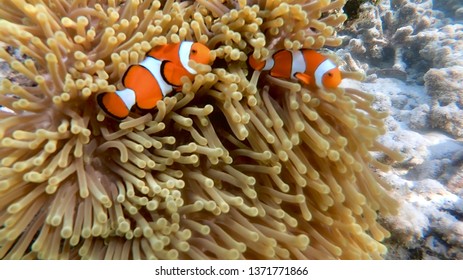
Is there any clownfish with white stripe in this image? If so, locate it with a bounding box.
[248,49,343,89]
[97,41,211,120]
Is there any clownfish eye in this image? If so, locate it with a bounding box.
[191,49,197,54]
[327,72,333,77]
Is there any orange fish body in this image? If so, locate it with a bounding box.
[249,49,342,89]
[97,41,211,120]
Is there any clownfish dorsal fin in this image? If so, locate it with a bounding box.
[295,72,312,85]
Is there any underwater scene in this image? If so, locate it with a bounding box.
[0,0,461,260]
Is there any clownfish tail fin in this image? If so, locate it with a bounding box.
[248,54,266,71]
[97,91,131,120]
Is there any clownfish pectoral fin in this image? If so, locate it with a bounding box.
[295,72,312,85]
[248,55,266,71]
[161,61,191,87]
[97,91,131,120]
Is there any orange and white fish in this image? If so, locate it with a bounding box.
[97,41,211,120]
[248,49,342,89]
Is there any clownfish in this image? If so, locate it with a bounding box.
[97,41,211,120]
[248,49,342,89]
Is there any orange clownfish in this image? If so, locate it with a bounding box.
[97,41,211,120]
[248,49,342,89]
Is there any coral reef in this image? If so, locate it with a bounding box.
[340,0,463,139]
[343,0,382,20]
[339,0,438,82]
[419,24,463,70]
[344,74,463,259]
[425,66,463,138]
[0,0,400,260]
[433,0,463,20]
[384,178,463,260]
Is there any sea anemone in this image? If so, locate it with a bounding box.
[0,0,402,259]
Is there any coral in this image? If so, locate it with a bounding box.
[339,0,439,82]
[0,0,400,260]
[344,75,463,260]
[340,0,463,142]
[419,24,463,69]
[383,178,463,260]
[341,0,463,82]
[353,75,463,259]
[433,0,463,20]
[424,66,463,138]
[343,0,382,20]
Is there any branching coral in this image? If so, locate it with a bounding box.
[0,0,401,259]
[340,0,437,82]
